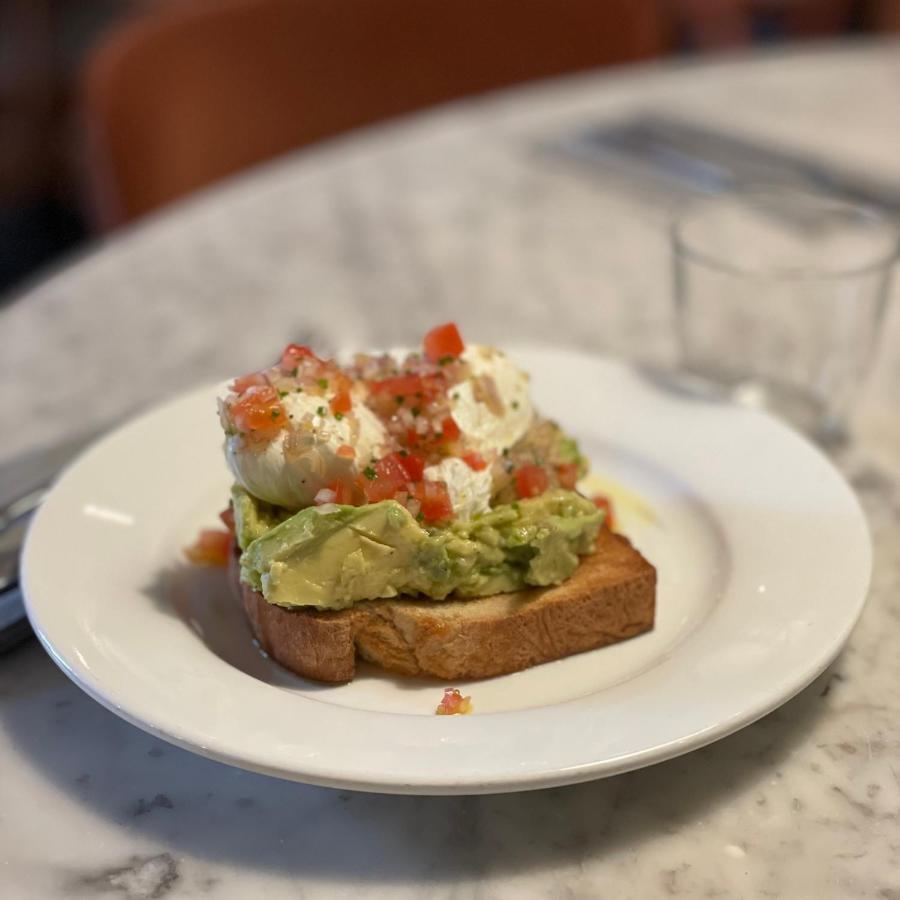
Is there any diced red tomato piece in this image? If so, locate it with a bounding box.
[556,462,580,490]
[331,480,353,504]
[331,369,352,390]
[368,373,428,398]
[514,464,550,499]
[461,452,488,471]
[423,323,465,363]
[592,495,616,531]
[360,454,411,503]
[412,480,454,523]
[230,371,268,394]
[405,427,422,449]
[315,480,354,505]
[435,687,472,715]
[330,389,352,415]
[219,505,235,534]
[439,416,460,442]
[280,343,317,372]
[230,386,286,439]
[336,444,355,459]
[184,529,232,567]
[396,451,425,481]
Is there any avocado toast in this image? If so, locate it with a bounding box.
[213,324,656,682]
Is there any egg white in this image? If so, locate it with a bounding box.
[450,345,533,456]
[224,389,386,509]
[424,457,493,521]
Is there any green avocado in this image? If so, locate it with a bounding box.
[233,485,604,611]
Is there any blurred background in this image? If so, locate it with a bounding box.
[3,0,899,299]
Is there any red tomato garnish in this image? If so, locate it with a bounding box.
[331,480,353,504]
[556,462,580,490]
[184,529,231,567]
[315,480,354,505]
[440,416,461,442]
[412,480,454,523]
[368,373,428,398]
[230,371,267,394]
[219,505,235,534]
[280,343,317,372]
[405,427,422,449]
[336,444,356,459]
[514,464,550,499]
[592,495,616,531]
[435,687,472,715]
[423,323,465,363]
[461,452,488,471]
[330,389,352,415]
[230,386,286,439]
[397,451,425,481]
[360,455,412,503]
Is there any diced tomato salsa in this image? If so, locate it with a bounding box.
[329,388,352,415]
[435,687,472,715]
[461,451,487,471]
[412,480,453,523]
[230,385,286,440]
[423,323,465,363]
[184,528,232,567]
[514,463,550,499]
[221,323,592,526]
[592,495,616,530]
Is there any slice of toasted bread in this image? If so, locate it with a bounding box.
[229,528,656,683]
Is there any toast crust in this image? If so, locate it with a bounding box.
[229,528,656,683]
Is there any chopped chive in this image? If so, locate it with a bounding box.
[438,355,455,365]
[291,367,299,377]
[395,395,404,405]
[270,409,281,420]
[411,407,421,417]
[316,406,326,416]
[334,411,344,421]
[399,449,408,457]
[278,390,288,398]
[511,400,520,410]
[363,465,377,480]
[317,378,329,389]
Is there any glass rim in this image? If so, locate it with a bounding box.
[671,190,900,281]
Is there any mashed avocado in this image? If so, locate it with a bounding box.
[234,485,604,611]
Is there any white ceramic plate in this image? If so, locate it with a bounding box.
[22,349,871,794]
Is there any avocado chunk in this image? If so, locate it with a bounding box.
[231,484,290,550]
[236,487,604,610]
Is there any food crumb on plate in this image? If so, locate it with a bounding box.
[436,688,472,715]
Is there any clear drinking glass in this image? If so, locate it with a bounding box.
[672,190,898,443]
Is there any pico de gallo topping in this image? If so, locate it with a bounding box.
[184,528,232,567]
[592,494,616,531]
[217,323,586,525]
[435,687,472,715]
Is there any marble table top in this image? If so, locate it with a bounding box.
[3,40,900,899]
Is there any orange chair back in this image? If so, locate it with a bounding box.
[84,0,670,228]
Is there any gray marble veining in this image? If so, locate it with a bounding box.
[2,41,900,899]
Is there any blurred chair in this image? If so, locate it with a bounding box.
[82,0,670,229]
